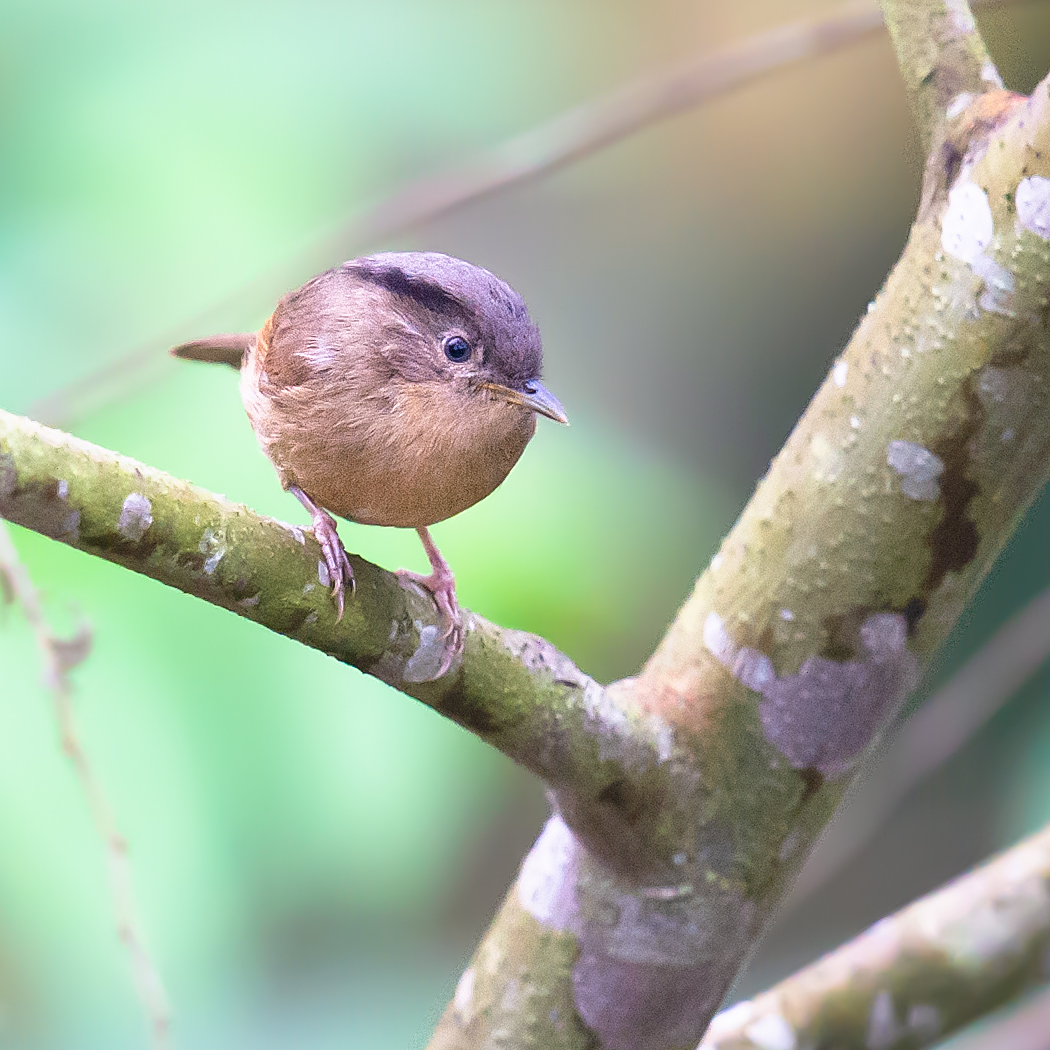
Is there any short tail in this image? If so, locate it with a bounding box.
[170,333,255,369]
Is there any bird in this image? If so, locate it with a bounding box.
[171,251,567,674]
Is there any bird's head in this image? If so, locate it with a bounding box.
[344,252,568,426]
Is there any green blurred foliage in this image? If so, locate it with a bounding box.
[2,1,1050,1048]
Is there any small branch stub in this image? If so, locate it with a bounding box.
[880,0,1003,152]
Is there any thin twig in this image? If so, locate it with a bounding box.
[0,521,171,1049]
[788,581,1050,905]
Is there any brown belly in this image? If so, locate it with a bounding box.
[243,363,537,528]
[299,432,531,527]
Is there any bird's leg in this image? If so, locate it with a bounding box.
[396,526,462,672]
[288,485,355,621]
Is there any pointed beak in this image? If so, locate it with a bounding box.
[481,379,569,425]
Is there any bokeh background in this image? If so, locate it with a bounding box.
[3,1,1050,1047]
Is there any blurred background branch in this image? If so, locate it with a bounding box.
[0,522,170,1048]
[30,0,1028,431]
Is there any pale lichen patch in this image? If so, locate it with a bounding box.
[906,1004,941,1037]
[453,966,475,1021]
[704,612,736,667]
[403,621,445,682]
[700,1000,755,1047]
[942,182,993,263]
[743,1012,797,1050]
[518,815,579,929]
[520,815,757,1050]
[941,181,1015,314]
[866,989,899,1050]
[761,613,917,774]
[707,610,917,775]
[946,92,975,120]
[277,521,306,544]
[654,721,675,763]
[809,433,845,483]
[832,360,849,387]
[117,492,153,541]
[948,1,976,34]
[980,60,1003,87]
[198,528,226,574]
[1016,175,1050,241]
[887,440,944,501]
[734,648,775,693]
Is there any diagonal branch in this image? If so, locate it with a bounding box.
[700,822,1050,1050]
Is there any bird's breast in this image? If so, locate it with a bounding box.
[243,366,537,528]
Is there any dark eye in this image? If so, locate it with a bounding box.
[443,335,471,363]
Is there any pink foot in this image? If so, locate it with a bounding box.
[396,526,463,675]
[289,486,354,621]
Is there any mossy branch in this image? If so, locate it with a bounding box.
[0,409,659,806]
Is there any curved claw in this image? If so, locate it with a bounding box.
[395,525,463,677]
[289,485,355,622]
[318,520,355,621]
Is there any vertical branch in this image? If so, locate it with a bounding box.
[0,523,171,1048]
